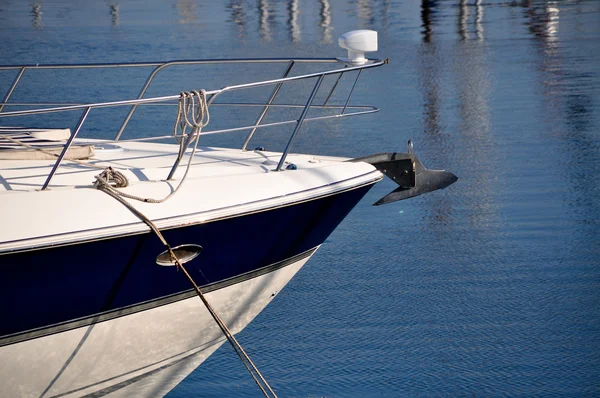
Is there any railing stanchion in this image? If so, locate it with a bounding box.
[114,63,170,141]
[276,74,324,171]
[241,61,295,151]
[341,69,362,115]
[322,69,346,107]
[0,67,26,114]
[41,107,91,191]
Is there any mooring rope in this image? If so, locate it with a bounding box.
[3,91,277,396]
[95,184,278,398]
[94,90,210,203]
[93,90,278,398]
[174,90,210,156]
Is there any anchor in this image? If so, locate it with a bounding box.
[352,141,458,205]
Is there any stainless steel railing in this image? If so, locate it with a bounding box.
[0,57,386,189]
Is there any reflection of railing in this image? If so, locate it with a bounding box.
[0,57,386,189]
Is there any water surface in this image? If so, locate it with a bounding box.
[1,1,599,396]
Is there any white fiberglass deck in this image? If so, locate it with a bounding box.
[0,141,381,252]
[0,140,353,192]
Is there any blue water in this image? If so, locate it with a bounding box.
[2,1,600,396]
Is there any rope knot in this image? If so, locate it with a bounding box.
[94,166,129,189]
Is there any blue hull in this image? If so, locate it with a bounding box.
[1,183,374,344]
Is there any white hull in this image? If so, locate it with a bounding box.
[0,251,314,397]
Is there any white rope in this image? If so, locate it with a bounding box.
[95,184,277,398]
[174,90,210,156]
[3,90,276,396]
[95,90,209,203]
[93,90,277,397]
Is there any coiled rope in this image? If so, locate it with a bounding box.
[93,90,278,398]
[94,90,210,203]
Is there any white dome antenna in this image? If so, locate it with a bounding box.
[338,30,378,65]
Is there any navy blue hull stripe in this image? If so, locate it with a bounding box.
[1,182,375,338]
[0,247,316,347]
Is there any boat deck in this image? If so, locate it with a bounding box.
[0,139,380,252]
[0,139,350,193]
